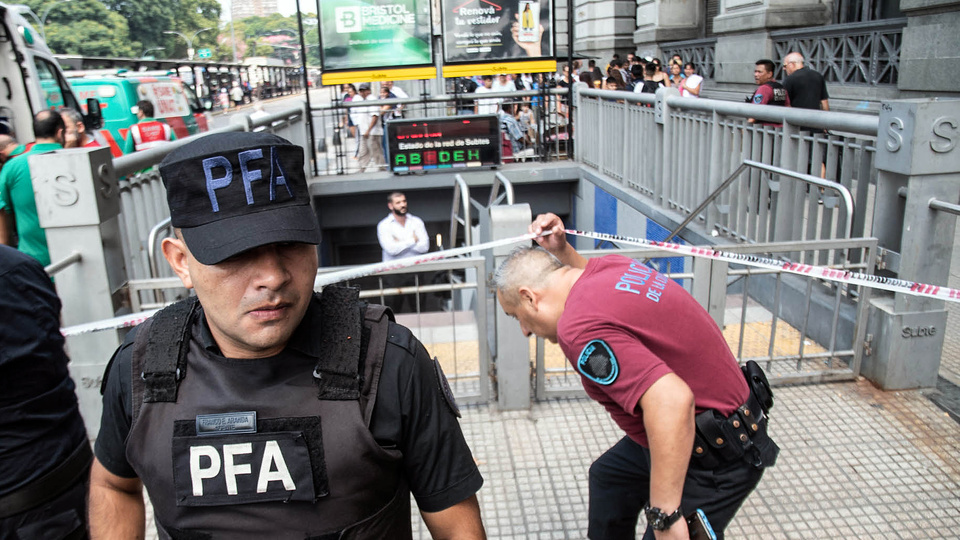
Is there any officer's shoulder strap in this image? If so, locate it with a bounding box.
[131,296,200,421]
[359,303,394,427]
[314,286,365,401]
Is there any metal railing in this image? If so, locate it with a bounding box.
[313,88,573,176]
[575,87,880,246]
[772,18,906,86]
[126,256,492,403]
[535,238,877,399]
[661,38,717,79]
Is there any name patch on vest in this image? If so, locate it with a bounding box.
[196,411,257,435]
[172,431,316,506]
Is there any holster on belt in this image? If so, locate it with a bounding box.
[690,371,779,470]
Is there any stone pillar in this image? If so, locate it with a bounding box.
[489,204,533,410]
[865,99,960,389]
[31,146,125,437]
[712,0,830,84]
[898,0,960,94]
[574,0,636,58]
[633,0,702,55]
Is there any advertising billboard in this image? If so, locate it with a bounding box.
[440,0,556,77]
[319,0,436,84]
[386,115,502,173]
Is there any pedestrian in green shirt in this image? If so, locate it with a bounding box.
[0,110,66,266]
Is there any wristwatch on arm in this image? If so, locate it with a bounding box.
[644,503,683,531]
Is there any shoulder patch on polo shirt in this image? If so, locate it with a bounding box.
[753,94,763,104]
[577,339,619,385]
[433,357,460,418]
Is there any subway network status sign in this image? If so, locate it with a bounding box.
[386,115,501,173]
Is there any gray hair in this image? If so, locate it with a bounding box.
[60,108,84,125]
[491,246,563,305]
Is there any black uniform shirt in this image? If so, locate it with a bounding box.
[783,67,829,111]
[0,245,87,495]
[94,301,482,513]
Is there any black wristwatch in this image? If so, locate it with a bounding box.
[644,503,683,531]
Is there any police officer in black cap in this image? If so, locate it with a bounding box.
[89,132,486,539]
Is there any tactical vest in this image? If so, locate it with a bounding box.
[763,81,789,107]
[130,121,173,151]
[126,287,411,540]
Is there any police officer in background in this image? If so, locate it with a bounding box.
[492,213,778,539]
[747,59,790,126]
[89,132,485,539]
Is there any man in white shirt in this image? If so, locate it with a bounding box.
[356,83,385,170]
[491,74,513,93]
[377,192,430,313]
[474,76,500,115]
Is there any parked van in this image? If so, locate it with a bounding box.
[0,3,101,143]
[68,75,210,157]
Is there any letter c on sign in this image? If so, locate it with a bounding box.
[931,117,958,153]
[886,117,904,152]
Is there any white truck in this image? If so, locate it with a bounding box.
[0,2,101,141]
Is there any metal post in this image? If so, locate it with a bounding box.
[865,99,960,389]
[490,204,534,410]
[30,147,125,437]
[295,0,318,176]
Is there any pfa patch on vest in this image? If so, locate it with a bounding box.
[576,340,619,385]
[172,431,316,506]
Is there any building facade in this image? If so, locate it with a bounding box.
[232,0,279,20]
[566,0,960,107]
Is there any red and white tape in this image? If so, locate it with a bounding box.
[60,232,544,337]
[60,229,958,337]
[564,229,960,303]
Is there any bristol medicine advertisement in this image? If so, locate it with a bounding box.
[319,0,433,71]
[441,0,554,63]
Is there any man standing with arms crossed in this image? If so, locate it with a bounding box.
[493,213,778,539]
[377,192,429,313]
[89,132,484,539]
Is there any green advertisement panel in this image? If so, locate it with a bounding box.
[319,0,433,71]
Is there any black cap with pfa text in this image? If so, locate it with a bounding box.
[159,131,320,265]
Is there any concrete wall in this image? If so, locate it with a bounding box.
[573,0,637,59]
[898,1,960,94]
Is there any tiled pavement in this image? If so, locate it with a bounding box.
[142,227,960,539]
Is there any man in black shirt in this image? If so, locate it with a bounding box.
[782,52,829,113]
[89,132,485,539]
[0,245,90,539]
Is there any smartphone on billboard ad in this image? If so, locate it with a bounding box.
[517,1,539,42]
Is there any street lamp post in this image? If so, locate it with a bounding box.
[163,27,213,61]
[140,47,165,59]
[39,0,72,41]
[164,27,213,98]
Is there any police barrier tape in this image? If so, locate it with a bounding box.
[59,232,546,337]
[563,229,960,304]
[60,229,959,337]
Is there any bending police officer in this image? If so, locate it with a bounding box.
[89,132,485,539]
[493,213,778,539]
